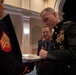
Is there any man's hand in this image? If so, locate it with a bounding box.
[39,49,48,59]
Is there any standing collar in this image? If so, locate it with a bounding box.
[54,20,64,30]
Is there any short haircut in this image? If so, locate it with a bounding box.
[42,26,52,32]
[40,7,55,16]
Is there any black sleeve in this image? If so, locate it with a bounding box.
[47,22,76,61]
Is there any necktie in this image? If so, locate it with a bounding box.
[42,42,49,71]
[45,42,49,51]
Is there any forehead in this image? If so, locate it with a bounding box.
[0,0,4,1]
[41,11,50,18]
[42,27,50,31]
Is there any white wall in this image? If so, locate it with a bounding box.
[30,0,45,12]
[4,0,64,54]
[4,0,22,7]
[4,0,56,12]
[48,0,56,8]
[4,4,44,54]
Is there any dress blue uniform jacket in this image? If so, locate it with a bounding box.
[0,14,34,75]
[47,21,76,75]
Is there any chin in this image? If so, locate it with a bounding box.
[0,15,3,19]
[46,37,49,40]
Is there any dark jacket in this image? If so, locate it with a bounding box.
[36,40,54,75]
[47,21,76,75]
[0,14,34,75]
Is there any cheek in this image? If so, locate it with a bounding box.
[0,12,3,18]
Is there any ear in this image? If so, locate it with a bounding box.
[52,12,57,18]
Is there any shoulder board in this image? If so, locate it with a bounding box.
[62,21,74,32]
[63,21,71,25]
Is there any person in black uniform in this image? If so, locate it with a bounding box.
[36,26,53,75]
[0,0,34,75]
[39,7,76,75]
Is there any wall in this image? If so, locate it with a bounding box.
[48,0,56,8]
[4,0,22,7]
[4,4,44,54]
[4,0,65,54]
[4,0,56,12]
[30,18,45,54]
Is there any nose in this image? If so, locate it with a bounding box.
[43,22,48,26]
[3,6,5,10]
[2,4,5,10]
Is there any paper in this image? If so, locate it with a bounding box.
[22,54,41,63]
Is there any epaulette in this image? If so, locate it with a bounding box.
[62,21,74,32]
[63,21,71,25]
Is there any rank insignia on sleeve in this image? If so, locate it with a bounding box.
[0,31,12,52]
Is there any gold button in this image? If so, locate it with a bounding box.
[55,26,58,29]
[27,70,29,72]
[54,46,55,49]
[68,65,70,68]
[55,32,57,34]
[59,42,61,44]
